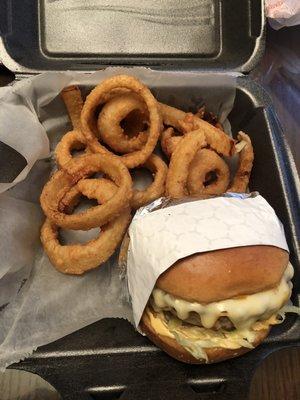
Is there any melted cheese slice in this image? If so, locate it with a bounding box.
[151,263,294,330]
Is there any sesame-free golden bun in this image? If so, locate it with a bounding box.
[156,245,288,304]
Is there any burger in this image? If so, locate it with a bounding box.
[140,245,294,363]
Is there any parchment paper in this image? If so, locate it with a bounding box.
[0,67,236,369]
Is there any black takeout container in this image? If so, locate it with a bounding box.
[0,1,299,399]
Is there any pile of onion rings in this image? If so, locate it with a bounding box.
[40,74,254,275]
[159,104,253,198]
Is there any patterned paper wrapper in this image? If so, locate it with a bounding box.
[126,193,289,327]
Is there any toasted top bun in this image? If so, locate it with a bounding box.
[156,245,289,304]
[140,308,270,364]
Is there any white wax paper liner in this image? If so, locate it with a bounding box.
[0,67,237,369]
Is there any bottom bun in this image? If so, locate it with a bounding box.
[140,309,270,364]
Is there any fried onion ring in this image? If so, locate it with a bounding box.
[159,103,234,157]
[131,154,168,210]
[159,103,186,131]
[81,75,162,168]
[40,153,132,230]
[179,113,235,157]
[61,85,84,130]
[159,103,227,143]
[56,85,91,172]
[227,132,254,193]
[187,149,230,195]
[55,130,88,170]
[41,178,131,275]
[160,128,183,159]
[98,93,148,154]
[166,130,207,198]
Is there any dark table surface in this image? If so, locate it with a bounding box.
[0,22,299,400]
[248,23,300,400]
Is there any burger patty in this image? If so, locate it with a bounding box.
[167,310,235,331]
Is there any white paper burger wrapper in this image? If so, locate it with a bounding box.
[127,193,289,327]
